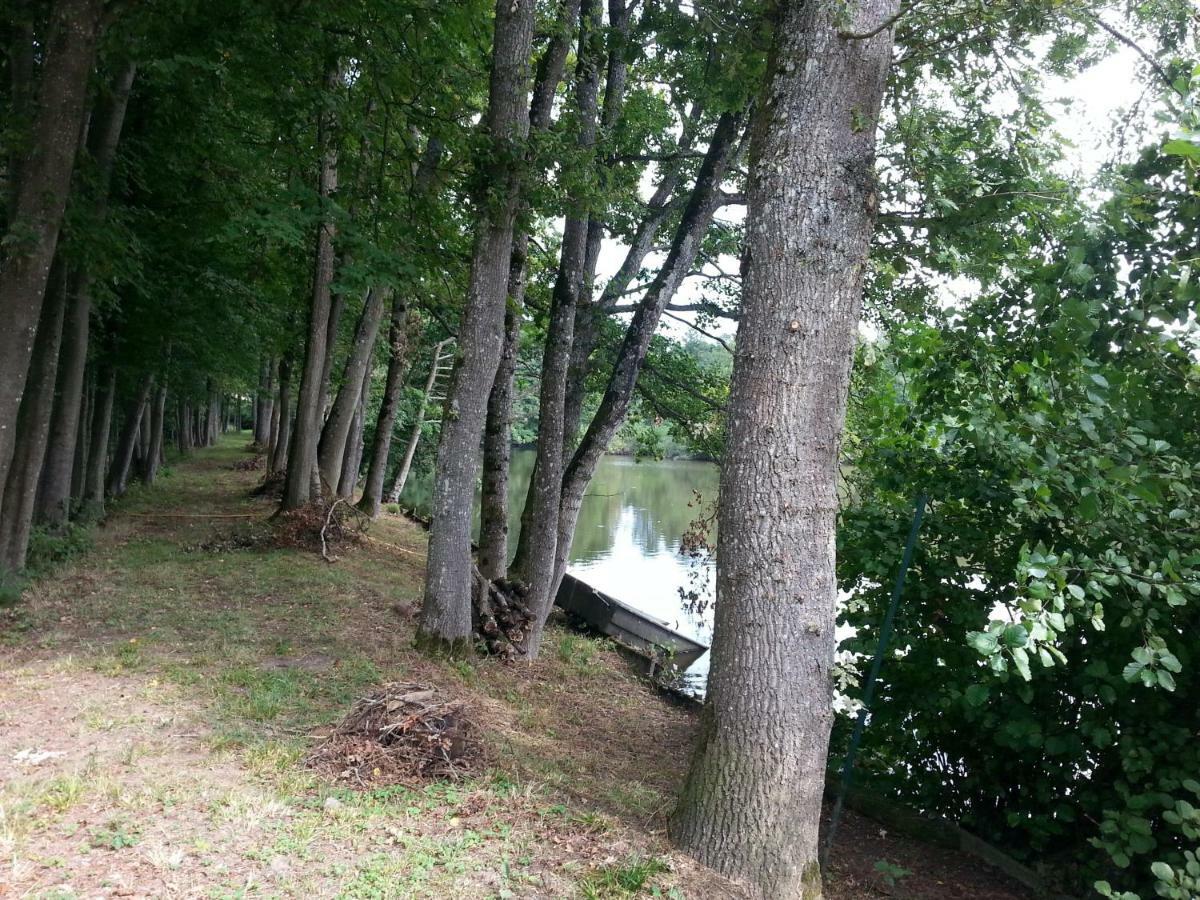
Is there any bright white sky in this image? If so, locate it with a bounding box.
[598,44,1162,346]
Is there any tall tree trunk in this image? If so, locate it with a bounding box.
[0,260,68,572]
[358,297,413,517]
[477,300,521,578]
[669,4,897,896]
[107,375,153,498]
[338,364,372,498]
[83,366,115,517]
[418,0,536,649]
[71,375,94,504]
[270,358,293,474]
[509,0,603,656]
[563,0,634,453]
[35,62,137,527]
[282,61,342,511]
[142,383,167,486]
[0,0,104,500]
[476,0,582,579]
[318,286,388,492]
[267,364,281,462]
[387,338,453,505]
[254,357,273,446]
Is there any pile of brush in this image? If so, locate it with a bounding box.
[307,682,481,786]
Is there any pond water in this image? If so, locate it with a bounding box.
[399,450,719,691]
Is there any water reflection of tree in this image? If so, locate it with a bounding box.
[401,449,719,567]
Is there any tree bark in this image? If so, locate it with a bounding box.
[142,383,167,486]
[338,363,372,498]
[357,297,413,517]
[563,0,634,452]
[107,374,153,498]
[418,0,536,650]
[83,365,115,517]
[254,357,273,446]
[282,61,342,511]
[477,299,521,579]
[270,357,293,474]
[71,375,93,504]
[0,0,104,500]
[318,286,388,492]
[669,3,897,896]
[476,0,582,580]
[35,62,137,527]
[0,260,68,572]
[509,0,603,656]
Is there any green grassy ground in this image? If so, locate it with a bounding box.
[0,435,717,899]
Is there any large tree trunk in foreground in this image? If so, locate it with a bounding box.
[510,0,603,655]
[82,366,115,517]
[419,0,536,650]
[358,297,413,517]
[107,375,153,498]
[282,62,341,511]
[0,261,68,572]
[669,3,897,897]
[36,62,138,528]
[477,0,581,580]
[0,0,104,502]
[318,286,388,492]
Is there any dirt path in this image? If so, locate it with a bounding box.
[0,437,1032,899]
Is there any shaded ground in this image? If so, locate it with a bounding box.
[1,436,1032,898]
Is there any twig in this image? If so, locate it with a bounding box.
[123,512,261,518]
[321,498,347,563]
[840,1,915,40]
[1084,12,1185,103]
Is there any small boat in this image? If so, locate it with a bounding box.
[554,572,708,671]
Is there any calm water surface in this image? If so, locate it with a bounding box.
[400,450,719,689]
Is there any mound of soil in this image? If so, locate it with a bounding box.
[307,682,482,787]
[231,455,263,471]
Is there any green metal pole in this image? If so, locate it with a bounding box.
[821,492,928,867]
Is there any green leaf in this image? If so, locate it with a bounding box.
[1157,669,1177,691]
[965,683,990,707]
[1067,584,1086,601]
[967,631,999,656]
[1011,647,1032,681]
[1003,624,1029,648]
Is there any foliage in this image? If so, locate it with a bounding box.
[836,104,1200,896]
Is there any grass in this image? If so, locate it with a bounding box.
[0,434,711,898]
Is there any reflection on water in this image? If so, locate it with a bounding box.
[399,450,719,690]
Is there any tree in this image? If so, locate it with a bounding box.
[0,0,105,522]
[670,2,899,897]
[418,0,537,649]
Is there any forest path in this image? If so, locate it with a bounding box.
[0,435,1027,899]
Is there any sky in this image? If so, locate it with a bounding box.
[596,43,1165,346]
